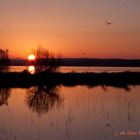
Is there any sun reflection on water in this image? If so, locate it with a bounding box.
[28,66,35,74]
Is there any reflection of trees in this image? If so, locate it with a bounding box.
[0,88,11,106]
[26,85,63,115]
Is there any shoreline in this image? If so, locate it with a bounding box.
[0,72,140,89]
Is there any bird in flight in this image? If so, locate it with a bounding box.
[106,21,112,25]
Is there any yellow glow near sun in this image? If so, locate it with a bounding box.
[28,54,36,60]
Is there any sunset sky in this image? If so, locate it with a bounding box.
[0,0,140,59]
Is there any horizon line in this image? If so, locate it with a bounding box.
[10,57,140,60]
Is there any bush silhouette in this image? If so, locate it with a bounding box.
[0,49,9,72]
[33,47,61,73]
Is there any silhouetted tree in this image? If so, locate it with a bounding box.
[0,49,9,72]
[33,47,61,73]
[26,85,63,116]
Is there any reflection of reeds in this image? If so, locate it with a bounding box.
[26,85,63,116]
[127,99,135,123]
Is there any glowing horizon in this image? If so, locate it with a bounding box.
[0,0,140,59]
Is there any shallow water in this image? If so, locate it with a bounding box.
[0,85,140,140]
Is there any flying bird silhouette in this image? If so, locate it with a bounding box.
[82,52,85,55]
[106,22,112,25]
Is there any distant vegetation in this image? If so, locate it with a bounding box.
[10,58,140,67]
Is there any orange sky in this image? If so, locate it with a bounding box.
[0,0,140,59]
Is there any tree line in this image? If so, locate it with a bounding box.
[0,47,61,73]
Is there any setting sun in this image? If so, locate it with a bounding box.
[28,54,36,61]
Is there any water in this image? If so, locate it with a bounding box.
[8,66,140,73]
[0,85,140,140]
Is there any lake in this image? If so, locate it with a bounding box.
[0,85,140,140]
[8,66,140,73]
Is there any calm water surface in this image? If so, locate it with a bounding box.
[0,85,140,140]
